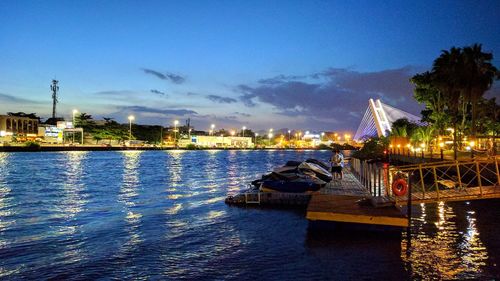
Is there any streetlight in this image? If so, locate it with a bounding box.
[268,132,273,147]
[72,109,78,144]
[288,130,291,140]
[211,124,215,136]
[254,133,258,147]
[242,126,246,137]
[128,115,135,141]
[321,132,325,141]
[174,120,179,147]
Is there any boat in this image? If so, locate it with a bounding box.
[251,159,332,193]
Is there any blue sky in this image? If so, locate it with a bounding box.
[1,0,499,133]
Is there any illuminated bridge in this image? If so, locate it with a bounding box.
[354,98,423,142]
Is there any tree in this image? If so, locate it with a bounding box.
[461,44,498,136]
[410,126,435,151]
[411,72,448,134]
[75,113,95,130]
[7,112,42,122]
[432,47,463,159]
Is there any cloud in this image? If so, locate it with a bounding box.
[94,90,137,96]
[233,112,251,117]
[150,89,167,97]
[0,93,44,104]
[236,66,424,130]
[142,68,185,84]
[206,94,237,104]
[117,105,197,116]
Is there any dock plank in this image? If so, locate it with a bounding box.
[307,171,408,227]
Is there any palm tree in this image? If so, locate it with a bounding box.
[432,47,463,159]
[461,44,498,137]
[411,126,435,152]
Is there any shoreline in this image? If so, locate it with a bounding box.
[0,146,338,152]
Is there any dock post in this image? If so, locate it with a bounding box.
[495,157,500,185]
[406,172,412,248]
[476,161,483,196]
[378,168,382,196]
[369,164,372,195]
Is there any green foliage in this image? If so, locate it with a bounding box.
[185,144,197,150]
[351,137,388,160]
[412,44,499,138]
[410,126,435,150]
[329,142,357,151]
[24,141,41,150]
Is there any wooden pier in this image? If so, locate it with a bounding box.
[227,157,499,229]
[306,172,408,227]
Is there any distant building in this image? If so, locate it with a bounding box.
[178,135,253,148]
[0,114,39,139]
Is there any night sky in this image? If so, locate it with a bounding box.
[1,0,499,132]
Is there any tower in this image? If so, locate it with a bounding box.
[50,79,59,119]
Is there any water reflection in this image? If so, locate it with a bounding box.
[118,151,143,254]
[402,201,489,279]
[0,153,13,241]
[60,151,88,221]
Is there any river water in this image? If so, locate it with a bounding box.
[0,150,498,280]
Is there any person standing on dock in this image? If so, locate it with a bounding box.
[330,149,344,180]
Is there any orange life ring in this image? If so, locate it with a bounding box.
[392,178,408,196]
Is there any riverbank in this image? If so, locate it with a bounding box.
[0,145,338,152]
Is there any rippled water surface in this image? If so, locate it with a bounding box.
[0,150,498,280]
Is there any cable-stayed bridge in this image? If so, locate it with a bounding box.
[354,98,423,141]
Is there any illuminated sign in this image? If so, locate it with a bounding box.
[45,127,62,137]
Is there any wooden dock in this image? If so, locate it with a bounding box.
[306,171,409,227]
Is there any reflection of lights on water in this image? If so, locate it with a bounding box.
[165,203,183,215]
[403,201,488,279]
[0,153,14,232]
[61,151,88,218]
[167,151,183,189]
[119,151,143,251]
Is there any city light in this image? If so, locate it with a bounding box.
[210,124,215,136]
[72,109,78,143]
[128,115,135,141]
[174,120,179,145]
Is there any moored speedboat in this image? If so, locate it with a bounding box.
[251,159,332,193]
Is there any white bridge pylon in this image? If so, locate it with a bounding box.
[354,98,423,141]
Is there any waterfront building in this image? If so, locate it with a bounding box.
[0,114,39,141]
[177,135,253,148]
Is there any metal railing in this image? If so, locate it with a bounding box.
[391,157,500,205]
[350,158,389,197]
[350,157,500,205]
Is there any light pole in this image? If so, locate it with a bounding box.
[128,115,135,141]
[72,109,78,144]
[288,130,291,141]
[321,132,325,141]
[268,132,273,147]
[211,124,215,136]
[254,133,258,147]
[242,126,246,137]
[174,120,179,147]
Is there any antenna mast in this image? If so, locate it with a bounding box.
[50,79,59,119]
